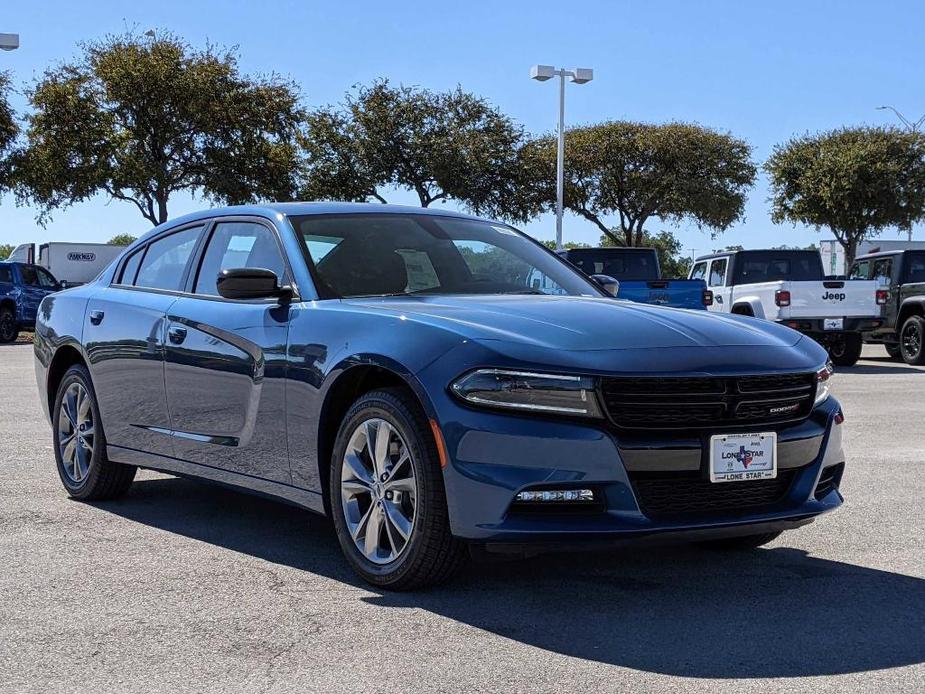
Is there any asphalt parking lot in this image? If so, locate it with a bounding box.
[1,342,922,694]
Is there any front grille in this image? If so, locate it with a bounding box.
[600,373,816,430]
[814,463,844,500]
[630,469,799,520]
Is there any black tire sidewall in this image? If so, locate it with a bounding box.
[829,333,862,366]
[329,391,442,586]
[0,308,17,343]
[901,316,925,365]
[52,365,107,498]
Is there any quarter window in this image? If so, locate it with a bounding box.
[690,262,707,281]
[195,222,287,296]
[118,248,144,285]
[134,226,203,291]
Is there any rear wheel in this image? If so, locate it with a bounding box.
[698,531,782,551]
[900,315,925,365]
[52,364,136,500]
[828,333,862,367]
[0,307,18,343]
[329,388,467,590]
[885,342,903,361]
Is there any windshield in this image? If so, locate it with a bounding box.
[290,214,602,299]
[563,249,659,281]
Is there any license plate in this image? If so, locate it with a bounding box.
[709,432,777,483]
[823,318,844,331]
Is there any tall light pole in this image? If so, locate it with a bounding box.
[877,105,925,133]
[0,33,19,51]
[876,105,924,241]
[531,65,593,250]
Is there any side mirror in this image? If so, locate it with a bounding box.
[216,268,292,301]
[58,280,68,290]
[590,273,620,297]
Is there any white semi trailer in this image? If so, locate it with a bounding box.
[7,242,124,286]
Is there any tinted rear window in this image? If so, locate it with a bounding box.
[563,249,659,280]
[905,253,925,283]
[733,252,824,283]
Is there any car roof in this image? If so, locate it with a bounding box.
[693,249,818,262]
[854,249,909,261]
[133,202,500,247]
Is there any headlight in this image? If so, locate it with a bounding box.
[450,369,604,417]
[814,360,834,407]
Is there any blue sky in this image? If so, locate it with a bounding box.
[2,0,924,253]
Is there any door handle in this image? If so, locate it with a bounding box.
[89,310,104,325]
[167,326,188,345]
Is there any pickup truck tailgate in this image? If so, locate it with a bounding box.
[785,280,879,318]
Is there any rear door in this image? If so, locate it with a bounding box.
[871,255,899,328]
[85,224,205,458]
[163,218,293,483]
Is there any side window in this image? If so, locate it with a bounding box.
[134,226,203,291]
[118,248,144,285]
[709,258,728,287]
[872,258,893,286]
[849,260,870,280]
[0,265,13,284]
[195,221,286,296]
[906,255,925,283]
[20,266,58,288]
[690,262,707,281]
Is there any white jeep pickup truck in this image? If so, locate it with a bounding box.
[690,249,886,366]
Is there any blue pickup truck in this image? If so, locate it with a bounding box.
[0,262,61,343]
[558,247,711,310]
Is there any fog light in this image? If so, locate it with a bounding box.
[515,489,595,503]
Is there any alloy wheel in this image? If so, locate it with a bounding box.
[340,417,417,565]
[902,322,922,359]
[58,382,95,484]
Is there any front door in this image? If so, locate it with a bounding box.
[163,219,292,483]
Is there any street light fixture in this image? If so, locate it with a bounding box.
[0,33,19,51]
[876,105,925,133]
[531,64,594,250]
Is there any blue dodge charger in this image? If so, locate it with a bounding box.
[33,203,845,589]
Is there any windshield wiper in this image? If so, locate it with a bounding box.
[499,289,547,295]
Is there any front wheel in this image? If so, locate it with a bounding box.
[900,315,925,365]
[698,531,782,551]
[329,389,467,590]
[0,307,18,343]
[52,364,136,500]
[828,333,863,367]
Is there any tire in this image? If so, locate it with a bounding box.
[52,364,136,500]
[329,388,467,590]
[698,531,782,551]
[885,342,903,361]
[900,315,925,365]
[828,333,863,367]
[0,307,18,344]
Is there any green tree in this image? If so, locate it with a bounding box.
[107,233,137,246]
[13,31,304,226]
[530,121,756,246]
[0,72,18,192]
[600,229,692,278]
[299,81,541,222]
[766,127,925,267]
[0,243,14,260]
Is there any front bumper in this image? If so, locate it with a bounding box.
[431,385,845,545]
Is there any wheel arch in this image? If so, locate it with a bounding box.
[46,344,90,420]
[316,357,437,515]
[898,299,925,327]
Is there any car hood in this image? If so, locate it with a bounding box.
[346,295,804,351]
